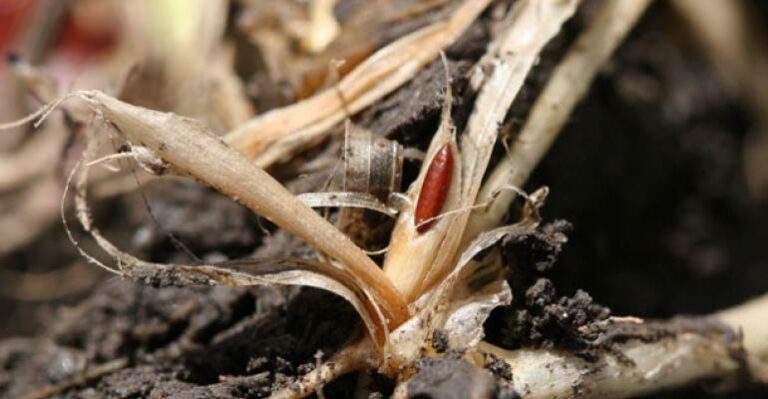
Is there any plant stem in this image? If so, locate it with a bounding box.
[466,0,654,239]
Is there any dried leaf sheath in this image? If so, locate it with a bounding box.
[384,0,581,302]
[78,90,409,329]
[382,66,461,301]
[421,0,581,295]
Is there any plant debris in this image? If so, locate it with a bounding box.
[1,0,768,398]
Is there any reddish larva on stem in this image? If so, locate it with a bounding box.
[414,143,453,233]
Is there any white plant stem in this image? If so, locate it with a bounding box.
[481,293,768,398]
[467,0,654,238]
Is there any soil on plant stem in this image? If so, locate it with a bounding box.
[1,1,767,398]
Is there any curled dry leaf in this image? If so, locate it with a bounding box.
[56,90,409,342]
[336,123,404,248]
[66,128,390,351]
[296,191,398,218]
[341,123,403,204]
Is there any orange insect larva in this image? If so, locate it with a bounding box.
[414,143,453,233]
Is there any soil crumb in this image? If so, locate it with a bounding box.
[497,278,611,351]
[408,357,517,399]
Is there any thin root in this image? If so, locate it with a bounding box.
[269,338,377,399]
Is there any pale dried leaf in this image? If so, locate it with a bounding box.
[297,191,398,217]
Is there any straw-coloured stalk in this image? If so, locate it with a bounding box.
[224,0,492,168]
[467,0,654,239]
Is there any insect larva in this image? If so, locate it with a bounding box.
[414,143,453,233]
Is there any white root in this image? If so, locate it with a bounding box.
[268,338,378,399]
[718,294,768,377]
[224,0,493,168]
[481,293,768,398]
[483,334,739,398]
[467,0,654,238]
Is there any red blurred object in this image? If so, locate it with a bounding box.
[1,0,117,78]
[53,4,117,60]
[0,0,40,70]
[46,1,118,85]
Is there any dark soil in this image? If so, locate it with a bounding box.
[1,1,767,398]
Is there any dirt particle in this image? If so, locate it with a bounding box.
[497,277,611,351]
[484,353,512,381]
[409,358,496,399]
[502,220,571,273]
[431,329,449,353]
